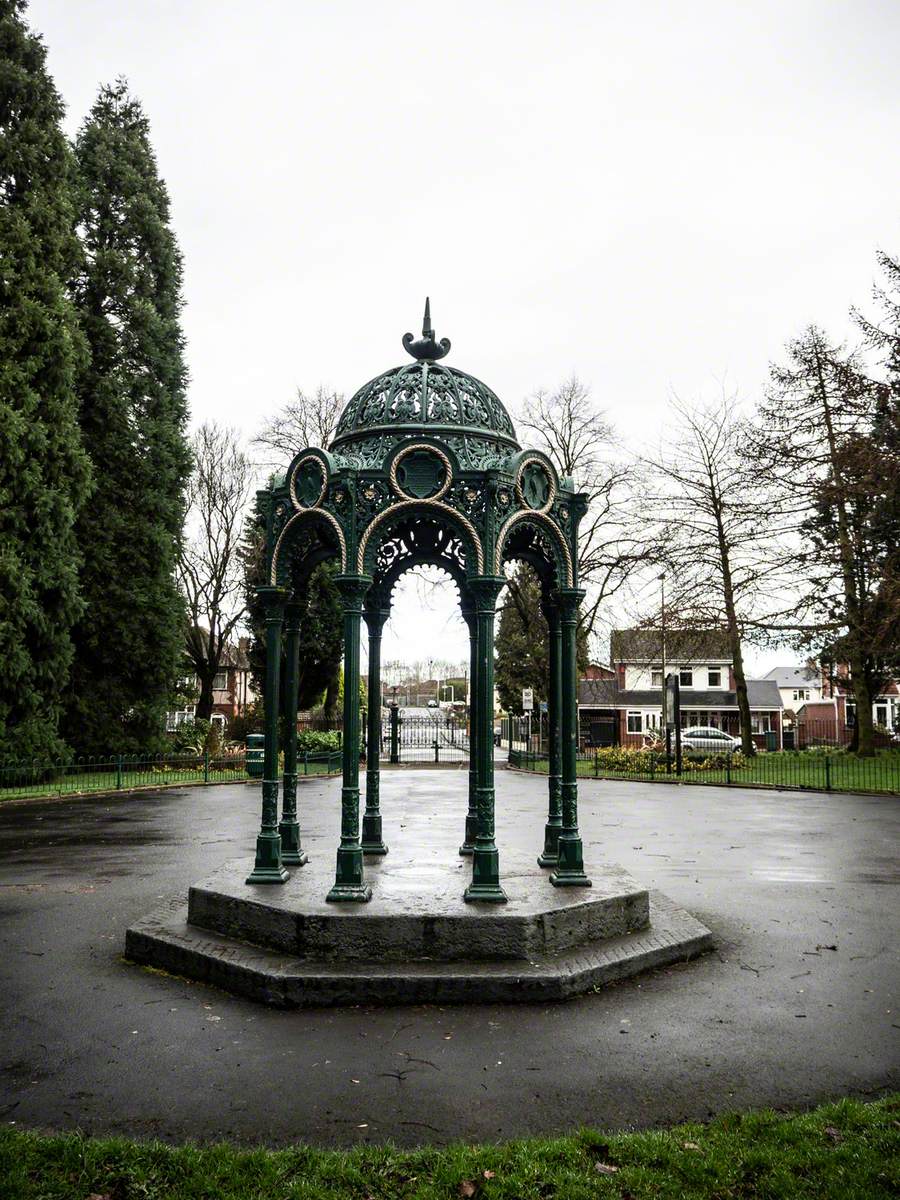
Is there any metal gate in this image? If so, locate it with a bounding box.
[376,710,470,764]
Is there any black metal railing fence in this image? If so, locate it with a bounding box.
[507,715,900,796]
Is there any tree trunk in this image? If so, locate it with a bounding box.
[711,485,755,756]
[323,669,340,719]
[849,647,875,756]
[813,344,875,756]
[731,632,756,757]
[195,670,216,721]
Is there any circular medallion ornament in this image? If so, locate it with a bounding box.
[390,444,452,502]
[516,457,556,513]
[290,455,327,509]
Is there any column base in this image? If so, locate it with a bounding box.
[325,845,372,903]
[361,811,388,856]
[549,834,592,888]
[245,833,289,885]
[458,809,478,856]
[537,817,562,868]
[463,845,507,903]
[278,820,308,866]
[326,882,373,902]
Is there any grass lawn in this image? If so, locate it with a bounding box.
[0,1096,896,1199]
[512,750,900,793]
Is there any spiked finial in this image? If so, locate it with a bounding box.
[403,298,451,362]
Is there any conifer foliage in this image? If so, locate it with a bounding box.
[0,1,91,760]
[61,80,191,754]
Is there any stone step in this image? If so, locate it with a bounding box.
[125,890,712,1008]
[187,856,651,962]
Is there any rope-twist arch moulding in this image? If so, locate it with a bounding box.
[514,454,558,515]
[494,508,573,587]
[357,499,485,576]
[388,442,454,502]
[270,507,348,583]
[288,453,328,511]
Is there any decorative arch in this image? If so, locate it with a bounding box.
[357,499,484,576]
[270,507,347,585]
[494,509,573,587]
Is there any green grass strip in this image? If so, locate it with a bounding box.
[1,1095,897,1198]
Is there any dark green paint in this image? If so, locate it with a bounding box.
[279,604,308,866]
[246,588,290,885]
[253,307,587,904]
[361,602,389,855]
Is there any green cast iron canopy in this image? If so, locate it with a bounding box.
[329,300,520,469]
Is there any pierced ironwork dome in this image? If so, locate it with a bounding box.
[328,301,520,470]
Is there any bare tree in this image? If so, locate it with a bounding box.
[641,393,789,755]
[252,385,344,466]
[518,376,653,651]
[177,423,253,721]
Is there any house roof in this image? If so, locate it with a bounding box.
[579,678,783,710]
[610,628,732,663]
[762,664,820,688]
[218,641,251,670]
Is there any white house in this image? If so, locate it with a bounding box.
[762,665,824,713]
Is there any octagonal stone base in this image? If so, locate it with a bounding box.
[126,852,712,1007]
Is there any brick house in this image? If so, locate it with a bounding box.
[166,637,257,733]
[789,666,900,747]
[578,628,783,750]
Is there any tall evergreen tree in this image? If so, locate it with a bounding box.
[0,0,91,761]
[61,80,191,754]
[749,327,884,755]
[494,564,588,715]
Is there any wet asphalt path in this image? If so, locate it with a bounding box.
[0,768,897,1147]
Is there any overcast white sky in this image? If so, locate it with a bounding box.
[32,0,899,674]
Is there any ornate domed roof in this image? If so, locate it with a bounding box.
[328,301,520,470]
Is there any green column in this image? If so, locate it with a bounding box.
[246,586,290,885]
[361,600,389,855]
[463,576,507,903]
[459,599,477,855]
[326,575,372,902]
[279,602,308,866]
[538,599,563,867]
[550,587,592,887]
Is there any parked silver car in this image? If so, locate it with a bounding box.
[680,726,741,753]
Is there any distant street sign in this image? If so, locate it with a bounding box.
[539,701,548,713]
[522,688,534,711]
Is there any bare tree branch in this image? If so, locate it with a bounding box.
[177,423,253,720]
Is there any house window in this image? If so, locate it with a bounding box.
[708,668,722,687]
[793,688,809,701]
[651,667,663,688]
[645,710,661,730]
[846,701,856,727]
[626,712,642,733]
[751,713,772,733]
[679,669,693,688]
[165,707,196,731]
[213,671,227,690]
[875,704,888,727]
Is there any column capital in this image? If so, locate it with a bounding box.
[256,585,290,615]
[540,595,561,626]
[284,600,304,632]
[553,587,585,619]
[466,574,506,609]
[334,574,372,609]
[362,602,390,634]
